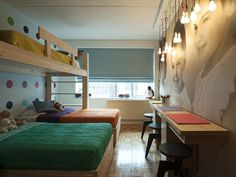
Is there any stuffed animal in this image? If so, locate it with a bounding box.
[14,117,27,126]
[0,110,17,132]
[54,102,64,111]
[0,118,10,133]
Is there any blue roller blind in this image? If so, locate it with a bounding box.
[80,48,154,82]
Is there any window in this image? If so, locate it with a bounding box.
[76,48,154,98]
[76,82,154,98]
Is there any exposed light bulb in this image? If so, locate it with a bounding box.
[185,12,190,24]
[190,10,197,22]
[158,47,162,54]
[161,54,165,62]
[180,11,186,24]
[173,32,178,43]
[177,33,182,43]
[180,11,190,24]
[194,3,201,13]
[168,43,172,53]
[164,42,168,53]
[208,0,217,12]
[172,48,176,56]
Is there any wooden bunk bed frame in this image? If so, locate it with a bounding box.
[0,26,89,109]
[0,27,114,177]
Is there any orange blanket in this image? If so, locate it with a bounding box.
[60,108,120,128]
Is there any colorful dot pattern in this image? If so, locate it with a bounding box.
[7,16,14,26]
[36,32,40,40]
[22,81,28,88]
[2,79,42,110]
[6,101,13,109]
[21,100,28,107]
[2,13,46,111]
[34,81,39,88]
[6,80,13,88]
[23,26,29,34]
[5,17,40,41]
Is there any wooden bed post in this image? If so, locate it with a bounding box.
[82,53,89,109]
[44,40,51,57]
[46,74,52,101]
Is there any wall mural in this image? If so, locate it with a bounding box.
[171,20,186,94]
[160,0,236,177]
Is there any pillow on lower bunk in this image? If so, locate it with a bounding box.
[33,99,59,113]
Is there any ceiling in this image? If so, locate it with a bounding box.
[4,0,166,40]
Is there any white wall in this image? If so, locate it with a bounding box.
[107,99,153,124]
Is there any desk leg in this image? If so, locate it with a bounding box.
[161,119,198,177]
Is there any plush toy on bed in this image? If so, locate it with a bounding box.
[0,110,17,133]
[14,117,27,126]
[54,102,64,112]
[0,118,10,133]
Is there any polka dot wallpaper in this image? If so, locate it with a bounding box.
[0,72,45,115]
[0,1,42,42]
[0,1,45,115]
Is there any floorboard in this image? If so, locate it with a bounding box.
[107,124,160,177]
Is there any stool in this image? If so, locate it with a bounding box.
[141,113,154,139]
[145,122,161,158]
[156,143,192,177]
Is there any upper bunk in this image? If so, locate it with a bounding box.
[0,26,88,77]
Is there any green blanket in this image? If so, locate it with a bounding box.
[0,122,112,170]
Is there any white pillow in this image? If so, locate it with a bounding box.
[17,108,45,122]
[19,108,38,116]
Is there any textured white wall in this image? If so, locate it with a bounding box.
[160,1,236,177]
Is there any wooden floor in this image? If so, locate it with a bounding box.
[107,124,160,177]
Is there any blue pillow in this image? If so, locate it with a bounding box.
[33,99,58,113]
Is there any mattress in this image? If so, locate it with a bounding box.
[36,108,120,128]
[60,108,120,128]
[0,122,112,170]
[0,30,72,65]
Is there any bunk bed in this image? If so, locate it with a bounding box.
[0,27,114,177]
[0,27,121,145]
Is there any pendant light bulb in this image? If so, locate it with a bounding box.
[172,48,176,56]
[161,54,165,62]
[190,10,197,22]
[185,12,190,24]
[177,33,182,43]
[164,42,168,53]
[173,32,178,43]
[180,11,186,24]
[194,3,201,13]
[168,43,172,53]
[158,47,162,54]
[208,0,217,12]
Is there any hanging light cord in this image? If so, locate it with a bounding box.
[175,0,177,25]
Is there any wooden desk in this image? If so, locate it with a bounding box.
[150,102,229,177]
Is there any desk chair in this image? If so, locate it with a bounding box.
[156,143,192,177]
[141,113,154,139]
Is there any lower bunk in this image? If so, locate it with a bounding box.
[36,108,121,146]
[0,122,114,177]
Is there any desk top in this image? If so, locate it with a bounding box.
[151,103,229,144]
